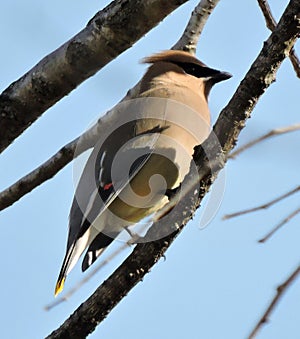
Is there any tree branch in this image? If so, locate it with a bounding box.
[223,185,300,242]
[257,0,300,78]
[0,0,221,212]
[248,264,300,339]
[258,206,300,243]
[0,0,188,154]
[46,1,300,338]
[228,123,300,159]
[223,185,300,219]
[0,140,76,211]
[172,0,220,54]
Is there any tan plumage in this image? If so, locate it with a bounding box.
[142,49,207,66]
[55,50,231,295]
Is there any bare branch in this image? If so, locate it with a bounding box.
[248,264,300,339]
[258,206,300,243]
[0,0,220,212]
[229,123,300,159]
[257,0,300,78]
[46,2,300,338]
[224,185,300,242]
[223,185,300,220]
[0,0,189,154]
[257,0,277,30]
[172,0,220,54]
[0,140,76,211]
[289,47,300,77]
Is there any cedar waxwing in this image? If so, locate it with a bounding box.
[55,50,231,295]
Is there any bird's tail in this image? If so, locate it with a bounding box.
[54,243,76,296]
[55,231,94,296]
[81,231,116,272]
[55,275,66,296]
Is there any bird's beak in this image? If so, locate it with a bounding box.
[211,70,232,83]
[203,69,232,98]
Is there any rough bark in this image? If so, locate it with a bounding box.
[172,0,220,53]
[0,0,188,154]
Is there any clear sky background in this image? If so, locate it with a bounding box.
[0,1,300,338]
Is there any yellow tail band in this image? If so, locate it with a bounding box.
[54,277,65,297]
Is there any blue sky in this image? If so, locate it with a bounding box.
[0,1,300,338]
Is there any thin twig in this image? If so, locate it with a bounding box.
[258,206,300,243]
[257,0,300,78]
[289,47,300,78]
[229,123,300,159]
[248,264,300,339]
[257,0,277,30]
[223,185,300,220]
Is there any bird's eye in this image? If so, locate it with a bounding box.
[172,62,202,78]
[183,64,198,76]
[185,66,196,74]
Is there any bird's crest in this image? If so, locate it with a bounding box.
[142,50,207,68]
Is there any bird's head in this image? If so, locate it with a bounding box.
[142,50,232,99]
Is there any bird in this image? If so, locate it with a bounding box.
[55,50,231,295]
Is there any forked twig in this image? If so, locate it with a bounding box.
[248,264,300,339]
[223,185,300,220]
[258,206,300,243]
[229,123,300,159]
[257,0,300,78]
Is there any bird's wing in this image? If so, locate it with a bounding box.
[68,121,170,247]
[81,230,119,272]
[55,121,168,294]
[55,99,173,295]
